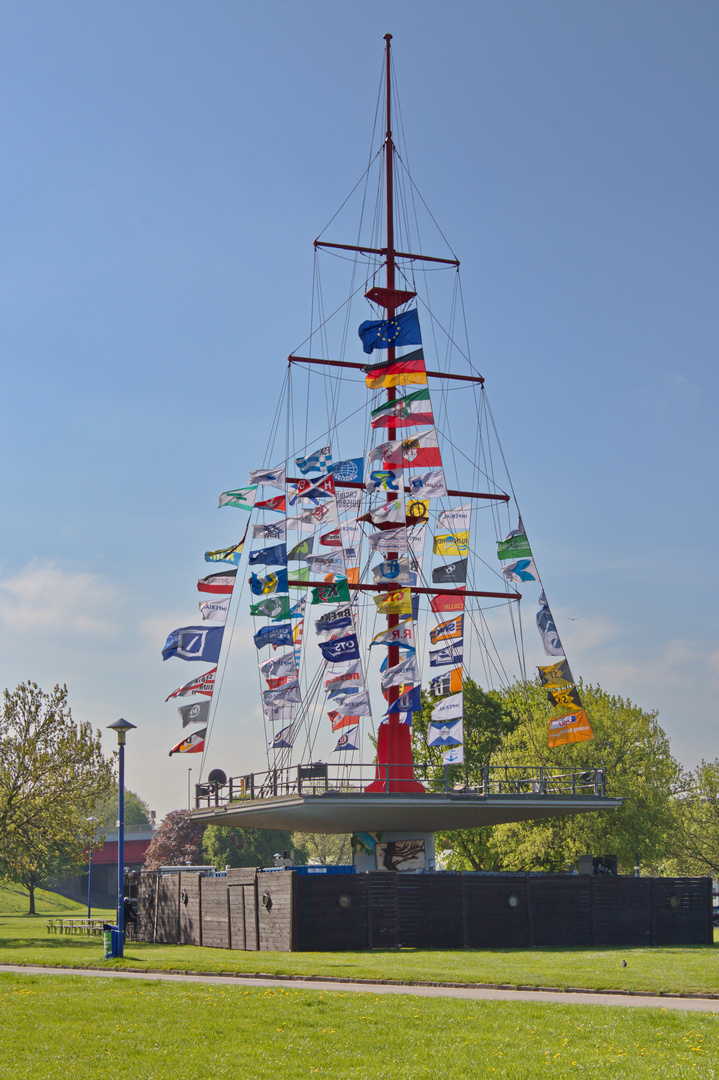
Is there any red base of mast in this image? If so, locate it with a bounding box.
[365,718,425,793]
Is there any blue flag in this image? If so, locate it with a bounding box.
[358,309,421,355]
[318,633,360,664]
[162,625,224,663]
[330,457,364,482]
[250,569,288,595]
[384,685,421,715]
[249,543,287,567]
[253,623,293,651]
[429,642,464,667]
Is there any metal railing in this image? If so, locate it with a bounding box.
[194,763,607,809]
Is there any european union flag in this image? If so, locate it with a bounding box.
[358,309,422,355]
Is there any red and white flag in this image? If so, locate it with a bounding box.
[168,727,206,756]
[165,668,216,702]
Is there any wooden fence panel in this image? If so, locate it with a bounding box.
[591,877,652,946]
[651,878,713,945]
[367,873,398,948]
[294,875,368,951]
[154,875,180,944]
[529,877,592,947]
[465,876,531,949]
[201,878,230,949]
[257,873,293,952]
[178,873,202,946]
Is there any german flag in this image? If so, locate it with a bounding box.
[363,348,427,389]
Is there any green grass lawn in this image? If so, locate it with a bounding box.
[0,883,99,916]
[0,971,717,1079]
[2,913,718,998]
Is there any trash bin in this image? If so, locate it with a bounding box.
[103,924,122,959]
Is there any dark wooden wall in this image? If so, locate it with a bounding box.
[131,870,713,952]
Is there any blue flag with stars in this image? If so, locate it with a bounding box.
[358,309,422,354]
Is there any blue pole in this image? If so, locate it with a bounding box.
[117,740,125,954]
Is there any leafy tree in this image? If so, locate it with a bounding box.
[93,788,152,831]
[424,678,679,875]
[202,825,306,869]
[143,810,206,870]
[0,682,114,913]
[664,760,719,876]
[292,832,351,865]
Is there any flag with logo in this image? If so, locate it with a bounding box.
[253,623,293,651]
[537,590,564,657]
[249,467,286,490]
[166,668,217,702]
[288,537,314,561]
[370,386,434,428]
[359,310,422,355]
[429,642,463,667]
[333,725,360,752]
[433,531,470,557]
[263,679,301,706]
[430,588,466,613]
[430,615,464,645]
[502,558,538,583]
[368,428,441,470]
[330,457,364,482]
[497,533,532,561]
[177,699,210,728]
[429,668,462,696]
[381,655,419,690]
[333,690,371,717]
[205,540,245,566]
[442,745,464,765]
[439,505,471,532]
[537,660,574,688]
[268,723,297,750]
[253,521,286,541]
[372,557,410,585]
[162,626,224,663]
[431,692,463,723]
[329,710,359,732]
[384,686,421,715]
[311,579,351,605]
[258,652,296,681]
[169,728,206,756]
[250,570,288,595]
[547,685,583,710]
[305,551,346,575]
[547,709,594,748]
[255,494,286,513]
[365,469,402,494]
[428,717,464,748]
[372,588,413,615]
[250,595,291,620]
[406,468,448,499]
[318,633,360,664]
[199,596,230,623]
[315,603,354,636]
[369,619,415,651]
[249,543,287,567]
[325,660,363,692]
[432,558,467,584]
[197,569,237,594]
[219,486,257,510]
[295,445,332,475]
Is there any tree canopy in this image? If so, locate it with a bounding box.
[93,788,153,831]
[0,682,114,912]
[664,759,719,877]
[143,810,206,870]
[203,826,305,869]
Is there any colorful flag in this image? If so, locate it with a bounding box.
[268,723,297,750]
[359,500,406,527]
[219,486,257,510]
[365,469,402,494]
[255,494,286,513]
[263,679,301,705]
[253,623,293,651]
[166,668,217,702]
[497,534,532,561]
[363,349,427,389]
[249,543,287,567]
[372,556,411,585]
[430,588,466,614]
[288,537,314,561]
[537,591,564,657]
[439,505,471,532]
[162,626,224,663]
[292,619,304,647]
[359,309,422,355]
[177,699,210,728]
[407,468,448,499]
[318,633,360,664]
[333,690,371,716]
[249,467,286,490]
[250,570,288,595]
[432,558,467,584]
[406,499,429,522]
[287,566,311,589]
[295,445,332,475]
[537,660,574,688]
[428,717,463,748]
[370,386,434,428]
[547,685,583,710]
[319,528,341,548]
[368,428,441,470]
[333,725,360,752]
[442,745,464,765]
[199,596,230,623]
[259,652,296,681]
[169,728,206,756]
[291,473,336,504]
[429,642,463,667]
[329,710,359,732]
[433,531,470,557]
[253,521,286,541]
[502,558,538,583]
[197,570,237,594]
[431,692,463,722]
[288,597,306,618]
[205,540,245,566]
[315,603,354,636]
[430,615,464,645]
[381,655,419,690]
[385,685,421,715]
[547,709,594,748]
[372,588,413,615]
[325,661,363,692]
[369,619,415,651]
[429,668,463,696]
[311,579,350,604]
[330,457,364,482]
[250,595,291,620]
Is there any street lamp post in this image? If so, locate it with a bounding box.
[107,718,136,956]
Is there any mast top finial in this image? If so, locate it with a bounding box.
[384,33,392,42]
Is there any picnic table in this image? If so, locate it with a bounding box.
[46,917,108,937]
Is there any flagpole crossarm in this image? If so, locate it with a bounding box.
[288,580,521,601]
[288,356,484,385]
[285,475,509,503]
[313,240,459,268]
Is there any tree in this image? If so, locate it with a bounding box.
[93,788,152,831]
[143,810,206,870]
[202,826,306,869]
[426,678,679,874]
[664,760,719,876]
[292,832,351,865]
[0,682,114,913]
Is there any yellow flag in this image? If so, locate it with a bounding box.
[407,499,429,522]
[433,531,470,557]
[537,660,574,688]
[547,709,594,748]
[372,588,413,615]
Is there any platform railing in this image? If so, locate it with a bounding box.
[194,764,607,809]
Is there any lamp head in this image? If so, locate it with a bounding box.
[107,718,137,746]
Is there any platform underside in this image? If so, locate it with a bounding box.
[190,793,621,834]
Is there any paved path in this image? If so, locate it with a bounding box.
[1,964,718,1012]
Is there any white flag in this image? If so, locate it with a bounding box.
[263,679,302,705]
[262,702,297,723]
[428,717,464,747]
[431,692,463,722]
[340,521,362,550]
[369,501,405,526]
[258,652,296,681]
[199,597,230,623]
[333,725,359,752]
[502,558,538,583]
[249,467,286,491]
[406,468,448,499]
[442,745,464,765]
[439,504,471,532]
[381,655,419,690]
[306,551,346,575]
[332,690,372,717]
[369,528,409,553]
[253,521,286,540]
[325,660,363,692]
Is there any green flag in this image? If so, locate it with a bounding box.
[311,578,350,605]
[497,534,531,561]
[219,486,257,510]
[250,595,291,620]
[288,566,310,590]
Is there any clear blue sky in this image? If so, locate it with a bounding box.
[0,0,716,818]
